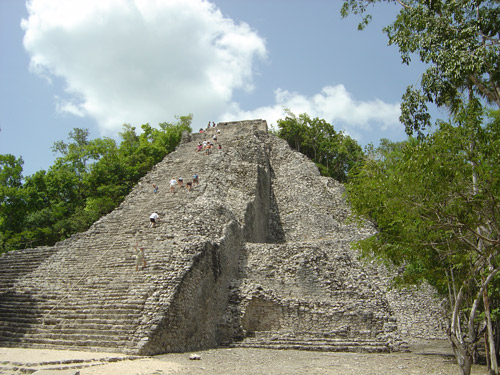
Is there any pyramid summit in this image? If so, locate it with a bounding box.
[0,120,445,355]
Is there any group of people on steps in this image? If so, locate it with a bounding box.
[168,174,200,193]
[147,173,199,230]
[197,127,222,155]
[136,174,199,271]
[134,121,225,270]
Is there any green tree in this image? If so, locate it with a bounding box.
[83,137,128,221]
[276,110,309,152]
[22,170,60,247]
[342,2,500,373]
[117,115,191,183]
[346,109,500,375]
[341,0,500,136]
[0,155,27,252]
[276,111,363,182]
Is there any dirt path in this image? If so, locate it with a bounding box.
[0,344,489,375]
[78,348,488,375]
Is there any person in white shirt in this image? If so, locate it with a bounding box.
[149,212,159,227]
[170,178,177,193]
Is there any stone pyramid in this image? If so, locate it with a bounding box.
[0,120,445,355]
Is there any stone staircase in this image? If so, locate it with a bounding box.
[0,120,445,355]
[229,331,392,353]
[0,247,58,289]
[0,121,273,355]
[0,350,139,374]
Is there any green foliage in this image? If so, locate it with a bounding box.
[346,107,500,301]
[0,155,27,249]
[0,116,192,253]
[346,110,500,375]
[342,0,500,136]
[342,3,500,371]
[276,111,364,182]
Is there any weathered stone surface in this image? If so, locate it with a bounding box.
[32,371,80,375]
[0,120,445,356]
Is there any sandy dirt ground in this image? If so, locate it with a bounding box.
[81,348,489,375]
[0,343,490,375]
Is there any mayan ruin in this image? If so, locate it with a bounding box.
[0,120,446,356]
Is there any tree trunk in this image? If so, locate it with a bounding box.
[486,332,491,371]
[483,275,499,374]
[449,268,499,375]
[451,337,474,375]
[469,126,498,374]
[461,353,473,375]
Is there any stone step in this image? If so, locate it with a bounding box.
[229,341,390,353]
[0,318,141,331]
[238,336,389,346]
[0,354,139,374]
[0,326,134,342]
[0,263,49,271]
[0,314,144,328]
[0,304,144,315]
[228,332,392,353]
[7,283,172,298]
[0,342,137,354]
[0,298,147,309]
[0,293,147,302]
[0,330,136,345]
[0,315,139,327]
[0,329,132,342]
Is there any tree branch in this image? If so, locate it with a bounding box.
[468,267,500,338]
[395,0,412,9]
[470,75,500,109]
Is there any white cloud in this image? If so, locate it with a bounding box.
[55,97,85,117]
[22,0,267,134]
[220,84,402,142]
[21,0,401,144]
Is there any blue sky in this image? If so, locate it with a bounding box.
[0,0,438,176]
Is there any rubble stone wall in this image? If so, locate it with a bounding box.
[139,221,243,355]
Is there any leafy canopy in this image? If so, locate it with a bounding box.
[342,0,500,136]
[348,108,500,289]
[275,111,364,182]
